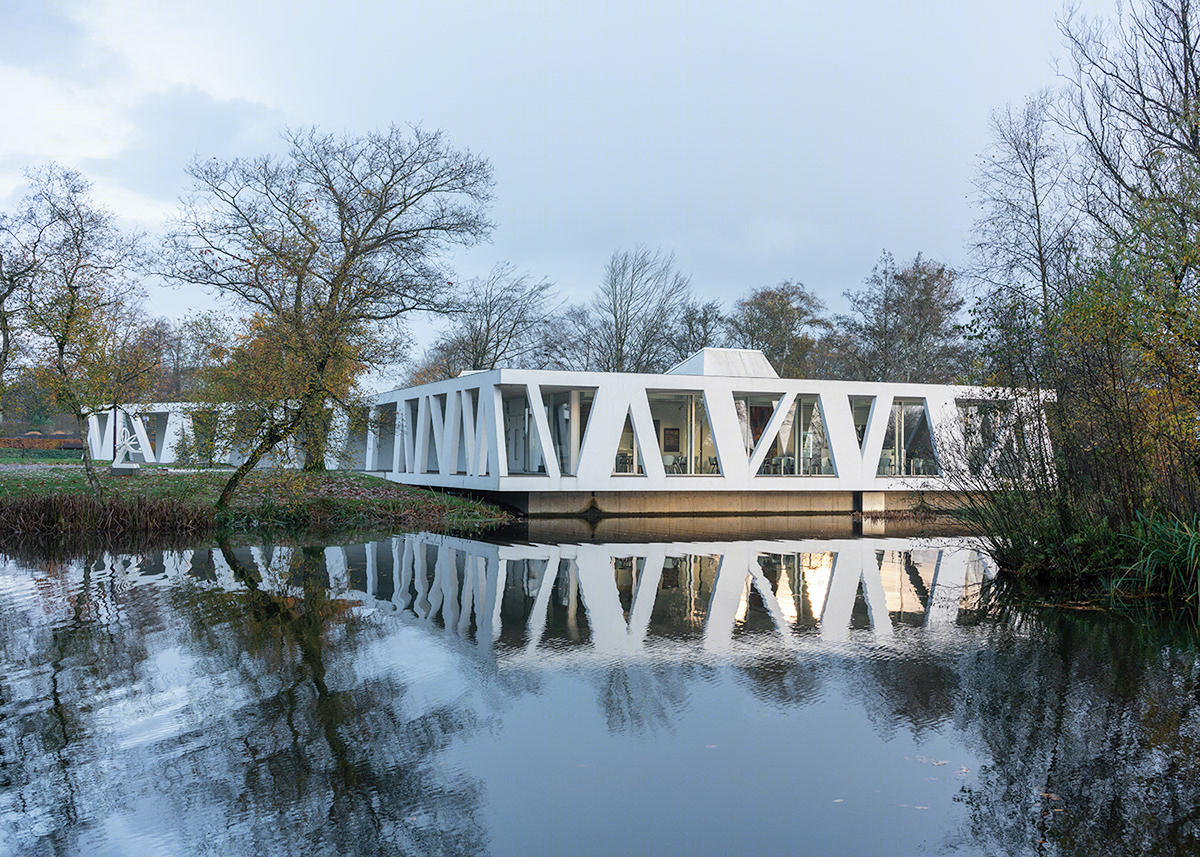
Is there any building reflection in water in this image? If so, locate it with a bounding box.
[11,537,1200,856]
[148,534,996,656]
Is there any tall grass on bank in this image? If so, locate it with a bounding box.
[0,493,213,541]
[1108,515,1200,606]
[0,466,507,548]
[952,487,1142,586]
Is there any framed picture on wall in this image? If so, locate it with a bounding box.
[663,428,680,452]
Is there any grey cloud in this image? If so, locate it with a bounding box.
[84,86,285,203]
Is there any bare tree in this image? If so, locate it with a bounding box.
[823,252,970,384]
[165,125,493,505]
[973,91,1078,317]
[1059,0,1200,407]
[1060,0,1200,249]
[12,166,144,494]
[538,304,600,372]
[585,247,692,373]
[0,218,38,423]
[411,263,557,382]
[664,297,725,364]
[723,280,827,378]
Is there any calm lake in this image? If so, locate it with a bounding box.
[1,529,1198,856]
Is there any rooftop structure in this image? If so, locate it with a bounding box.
[362,348,1048,515]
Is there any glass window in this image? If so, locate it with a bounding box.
[501,387,545,475]
[543,389,594,476]
[732,394,779,457]
[877,398,939,476]
[849,396,874,451]
[957,399,1022,477]
[613,411,647,475]
[647,391,721,475]
[755,396,835,476]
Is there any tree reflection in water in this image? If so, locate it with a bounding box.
[955,612,1200,855]
[3,534,1200,854]
[0,544,489,856]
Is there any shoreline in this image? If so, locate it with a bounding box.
[0,464,508,552]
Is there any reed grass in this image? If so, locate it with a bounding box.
[1109,515,1200,606]
[0,492,212,540]
[0,466,506,550]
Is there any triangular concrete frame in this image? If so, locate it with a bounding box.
[746,392,840,477]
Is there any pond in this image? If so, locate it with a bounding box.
[1,530,1198,855]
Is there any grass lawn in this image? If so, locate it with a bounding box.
[0,462,507,537]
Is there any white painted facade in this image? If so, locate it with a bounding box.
[83,402,350,469]
[85,403,190,465]
[366,348,1047,494]
[84,349,1047,496]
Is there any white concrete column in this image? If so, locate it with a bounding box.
[415,397,431,474]
[130,413,155,464]
[925,391,963,478]
[528,384,560,480]
[444,391,462,475]
[391,404,405,476]
[364,406,379,471]
[488,385,507,478]
[569,391,581,476]
[87,413,106,460]
[324,408,349,469]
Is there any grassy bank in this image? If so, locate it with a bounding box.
[951,487,1200,615]
[0,463,507,547]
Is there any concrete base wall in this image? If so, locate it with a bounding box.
[465,487,980,523]
[520,490,978,517]
[861,490,982,514]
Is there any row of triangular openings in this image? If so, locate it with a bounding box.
[744,394,940,478]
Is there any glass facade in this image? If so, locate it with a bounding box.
[849,396,874,451]
[645,391,721,475]
[501,388,544,474]
[877,398,939,476]
[733,394,779,457]
[957,399,1020,477]
[614,412,646,474]
[543,389,593,476]
[502,387,594,476]
[752,395,835,476]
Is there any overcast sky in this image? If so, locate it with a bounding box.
[1,0,1117,333]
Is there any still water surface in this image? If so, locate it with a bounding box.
[1,531,1198,855]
